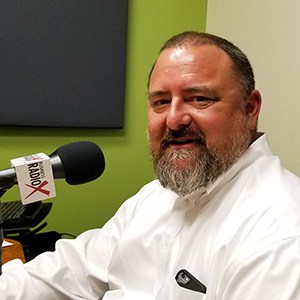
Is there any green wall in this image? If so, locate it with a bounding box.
[0,0,207,236]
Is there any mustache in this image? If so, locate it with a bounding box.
[161,127,206,149]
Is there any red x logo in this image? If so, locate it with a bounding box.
[25,180,51,199]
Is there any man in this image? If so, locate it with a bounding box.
[1,31,300,299]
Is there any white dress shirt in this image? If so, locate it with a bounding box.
[1,133,300,299]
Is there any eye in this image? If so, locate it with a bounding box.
[150,99,171,112]
[188,95,218,107]
[192,96,210,102]
[155,99,170,105]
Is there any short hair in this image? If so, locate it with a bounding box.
[149,31,255,99]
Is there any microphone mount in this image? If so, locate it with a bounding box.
[0,168,17,195]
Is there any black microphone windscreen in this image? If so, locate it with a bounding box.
[55,141,105,185]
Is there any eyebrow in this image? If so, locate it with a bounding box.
[183,86,212,94]
[148,85,212,98]
[147,90,169,98]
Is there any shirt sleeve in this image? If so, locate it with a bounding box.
[220,237,300,299]
[0,193,139,299]
[0,228,111,299]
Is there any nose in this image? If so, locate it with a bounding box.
[166,100,192,131]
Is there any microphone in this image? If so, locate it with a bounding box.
[0,141,105,190]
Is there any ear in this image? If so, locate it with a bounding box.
[244,89,262,130]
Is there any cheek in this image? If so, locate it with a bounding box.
[203,114,246,147]
[147,115,165,150]
[194,113,233,144]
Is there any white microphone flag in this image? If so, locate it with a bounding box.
[10,153,56,204]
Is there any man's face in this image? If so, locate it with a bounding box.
[147,45,260,195]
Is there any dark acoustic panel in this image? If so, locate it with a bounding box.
[0,0,128,128]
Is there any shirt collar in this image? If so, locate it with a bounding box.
[179,133,272,202]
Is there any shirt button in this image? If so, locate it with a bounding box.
[164,239,169,248]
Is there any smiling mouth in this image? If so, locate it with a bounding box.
[164,138,200,149]
[161,128,206,149]
[170,139,196,144]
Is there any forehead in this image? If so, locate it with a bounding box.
[149,45,235,88]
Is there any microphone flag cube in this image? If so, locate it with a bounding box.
[10,153,56,204]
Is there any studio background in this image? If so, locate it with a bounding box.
[0,0,207,236]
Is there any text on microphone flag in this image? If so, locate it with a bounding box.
[10,152,56,204]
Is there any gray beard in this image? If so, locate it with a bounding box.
[154,146,223,196]
[151,122,252,196]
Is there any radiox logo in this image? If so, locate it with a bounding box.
[25,154,51,199]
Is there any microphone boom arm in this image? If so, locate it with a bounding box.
[0,168,16,195]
